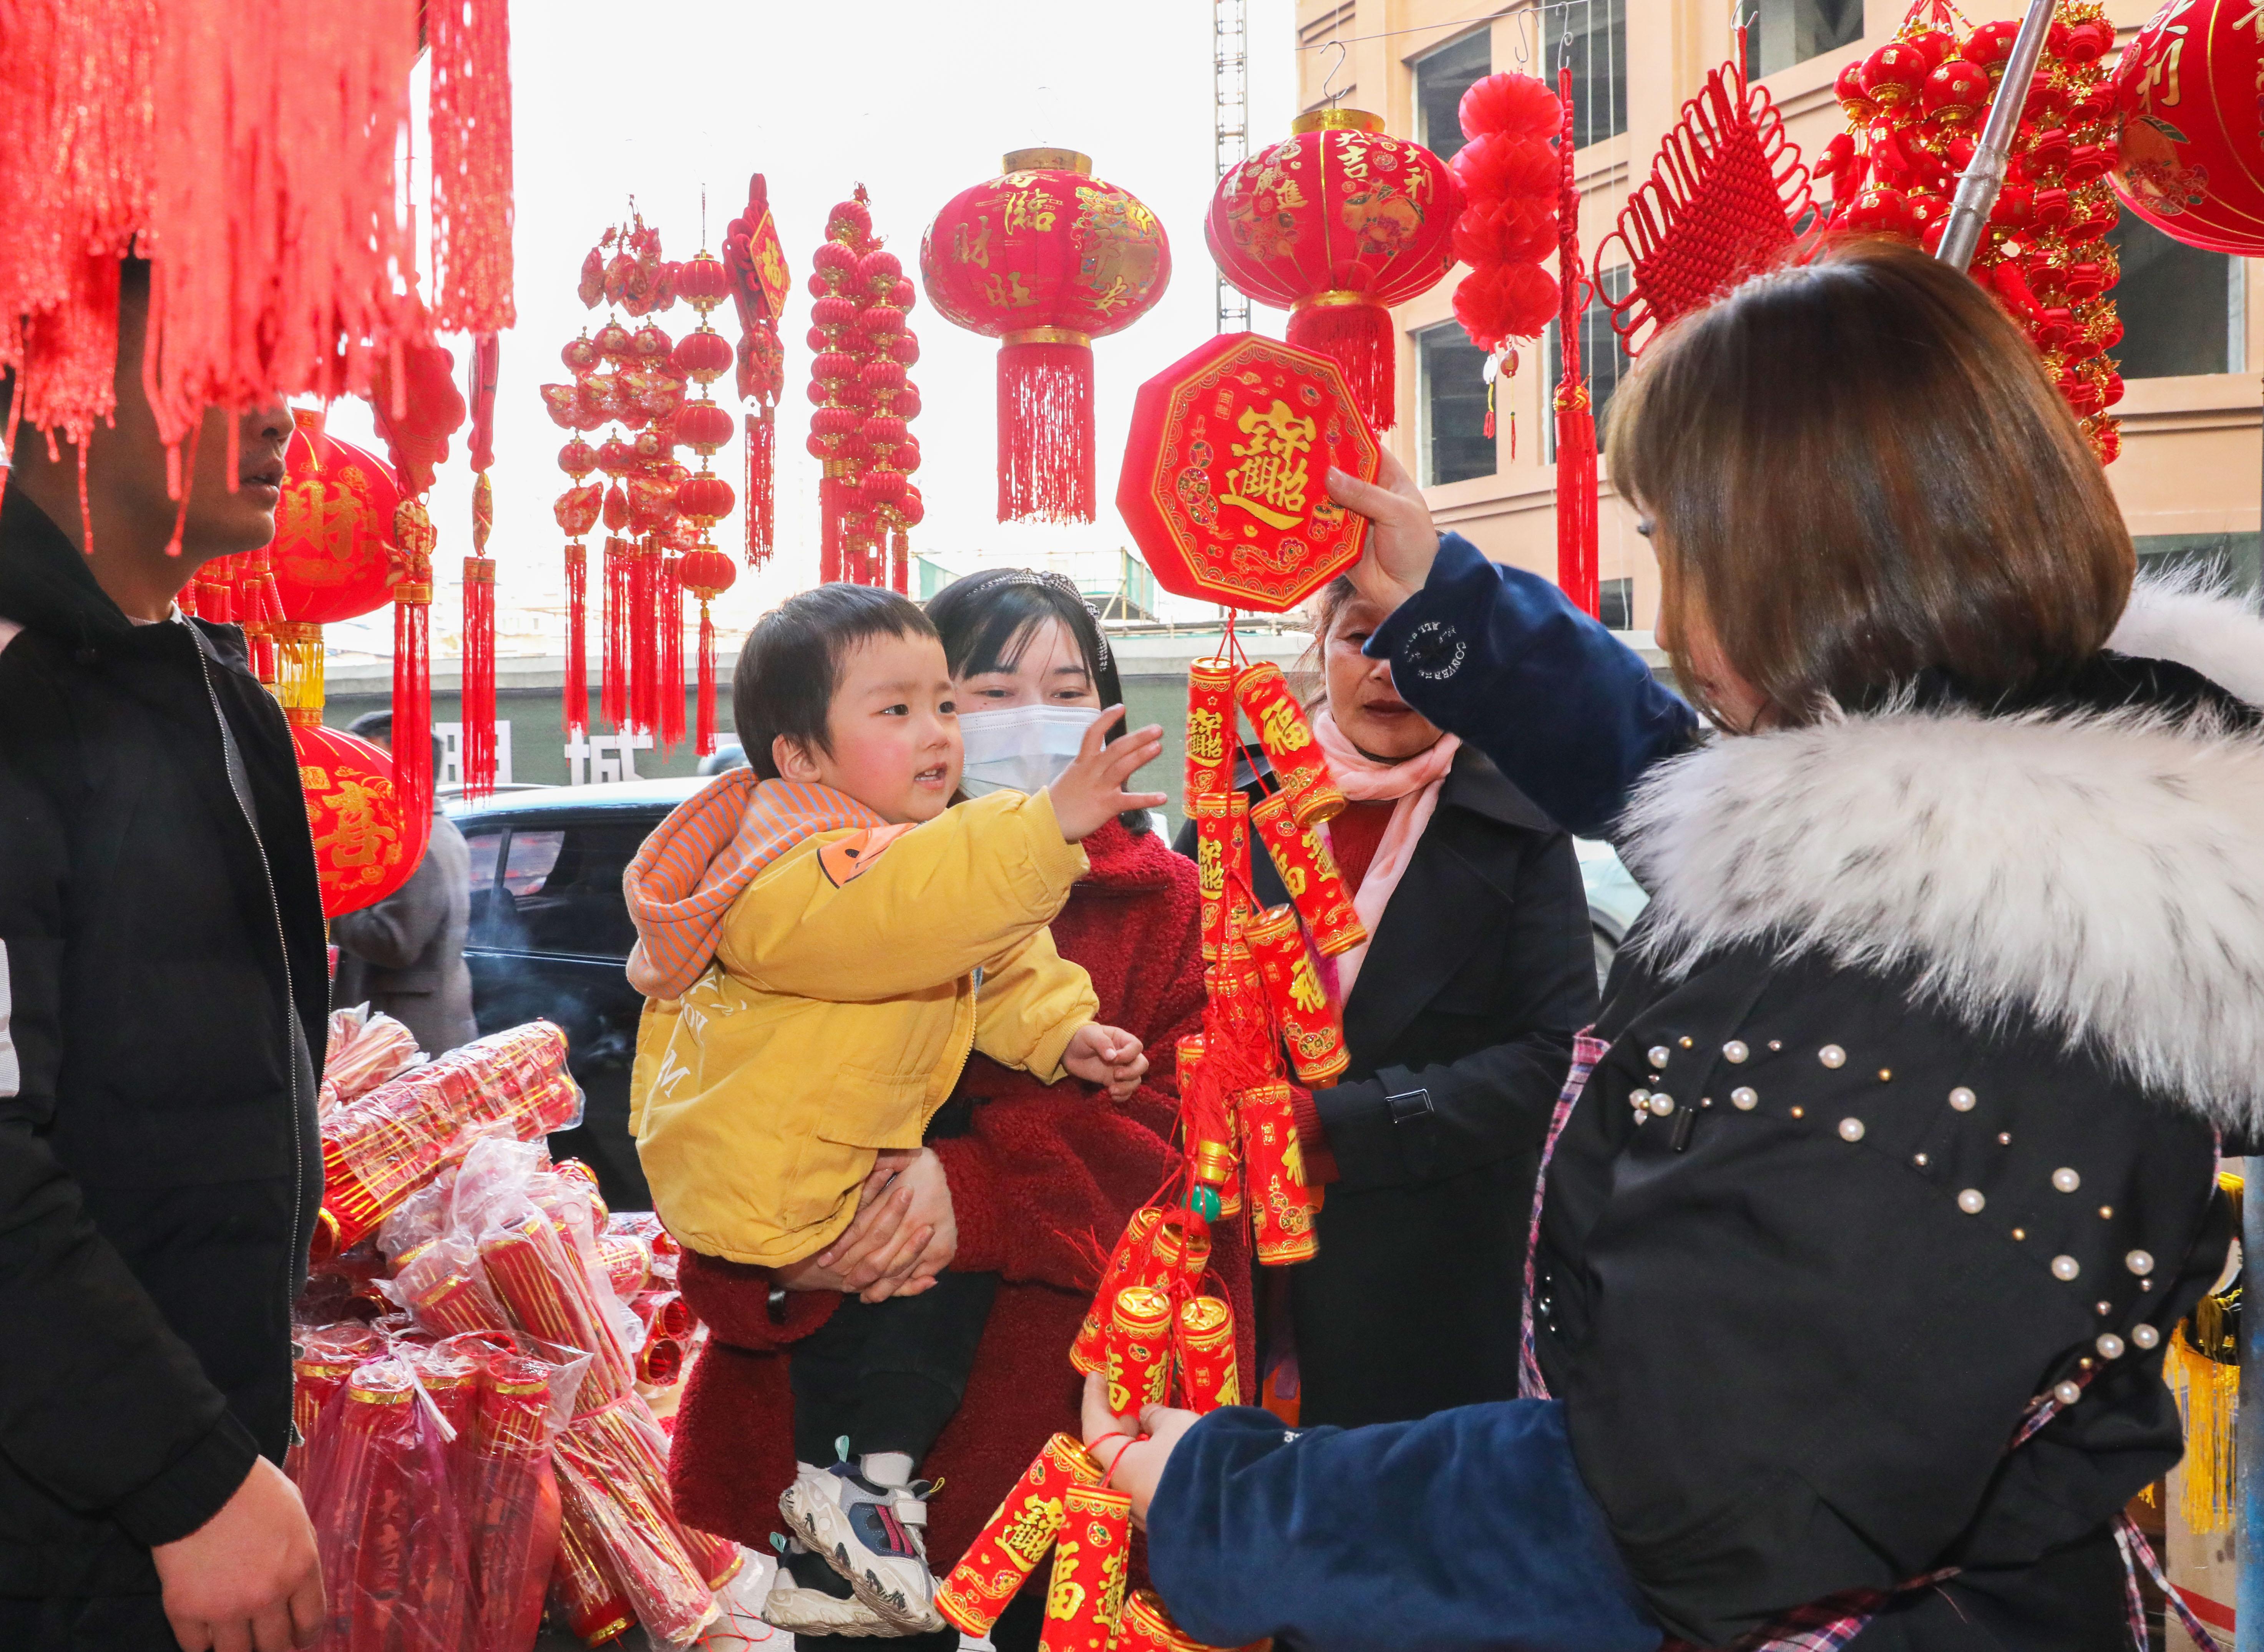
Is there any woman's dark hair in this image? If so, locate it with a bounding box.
[1609,237,2134,728]
[926,567,1150,832]
[732,583,938,780]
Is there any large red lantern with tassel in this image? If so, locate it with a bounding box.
[2114,0,2264,253]
[1208,112,1464,431]
[293,724,429,919]
[1116,332,1379,614]
[921,149,1171,523]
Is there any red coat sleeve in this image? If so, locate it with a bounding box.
[677,1249,841,1351]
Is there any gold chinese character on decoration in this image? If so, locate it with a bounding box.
[1001,1496,1064,1566]
[1256,697,1313,753]
[312,777,401,876]
[1187,707,1226,764]
[953,215,994,270]
[1287,954,1328,1014]
[1220,400,1318,531]
[1046,1545,1088,1620]
[1281,863,1308,897]
[1197,834,1224,898]
[981,270,1035,309]
[1001,185,1061,235]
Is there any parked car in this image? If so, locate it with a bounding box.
[448,780,1650,1209]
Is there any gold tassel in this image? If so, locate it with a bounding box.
[272,620,325,726]
[2163,1167,2245,1532]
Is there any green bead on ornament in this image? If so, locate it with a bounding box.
[1190,1184,1223,1223]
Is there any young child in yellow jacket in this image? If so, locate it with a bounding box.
[623,584,1165,1635]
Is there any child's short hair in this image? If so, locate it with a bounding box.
[733,584,939,780]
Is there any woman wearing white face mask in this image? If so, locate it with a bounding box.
[1170,576,1596,1430]
[759,569,1242,1652]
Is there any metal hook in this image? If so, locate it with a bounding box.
[1322,39,1348,107]
[1513,5,1539,69]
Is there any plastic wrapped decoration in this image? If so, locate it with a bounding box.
[923,149,1171,522]
[1210,111,1463,430]
[1826,0,2125,459]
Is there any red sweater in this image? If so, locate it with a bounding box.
[670,819,1252,1569]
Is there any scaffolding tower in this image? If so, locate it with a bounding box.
[1214,0,1251,333]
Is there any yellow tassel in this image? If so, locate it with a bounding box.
[2168,1324,2240,1532]
[272,620,325,726]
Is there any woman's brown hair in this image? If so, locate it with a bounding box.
[1609,237,2134,728]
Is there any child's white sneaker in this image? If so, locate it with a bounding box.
[758,1536,896,1638]
[778,1457,945,1634]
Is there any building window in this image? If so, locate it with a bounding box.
[1415,31,1491,164]
[1418,322,1495,485]
[1742,0,1864,79]
[1548,266,1635,451]
[1597,577,1634,630]
[2109,216,2242,379]
[2136,533,2261,604]
[1544,0,1628,150]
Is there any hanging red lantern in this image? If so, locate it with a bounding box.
[1117,332,1379,614]
[922,149,1171,524]
[265,406,404,727]
[678,547,737,757]
[294,724,430,921]
[1208,111,1463,431]
[2113,0,2264,253]
[810,194,880,580]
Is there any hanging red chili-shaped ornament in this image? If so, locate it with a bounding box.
[1210,113,1464,431]
[723,175,791,569]
[923,149,1171,523]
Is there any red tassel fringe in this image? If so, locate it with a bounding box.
[461,555,496,799]
[658,557,686,752]
[819,474,844,584]
[1286,301,1396,432]
[1554,67,1600,619]
[563,544,589,737]
[696,602,718,757]
[745,413,774,568]
[890,528,908,594]
[394,598,432,822]
[997,341,1094,524]
[602,536,630,733]
[630,541,659,738]
[426,0,515,334]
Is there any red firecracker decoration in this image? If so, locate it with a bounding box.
[2115,0,2264,254]
[1829,0,2124,461]
[267,406,403,728]
[923,149,1171,522]
[1447,73,1563,455]
[723,175,790,568]
[461,333,502,799]
[1210,113,1461,431]
[294,718,429,920]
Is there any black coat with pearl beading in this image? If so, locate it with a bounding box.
[1523,620,2264,1650]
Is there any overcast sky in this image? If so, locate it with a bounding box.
[325,0,1303,654]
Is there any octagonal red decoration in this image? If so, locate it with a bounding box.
[294,723,430,919]
[2114,0,2264,254]
[1117,332,1378,614]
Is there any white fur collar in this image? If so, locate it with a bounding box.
[1622,576,2264,1131]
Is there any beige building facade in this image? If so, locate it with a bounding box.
[1293,0,2260,631]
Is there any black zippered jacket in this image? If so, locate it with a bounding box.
[0,487,325,1596]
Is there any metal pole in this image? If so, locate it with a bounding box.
[1934,0,2060,273]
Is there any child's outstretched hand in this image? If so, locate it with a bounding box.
[1065,1023,1148,1101]
[1049,706,1167,842]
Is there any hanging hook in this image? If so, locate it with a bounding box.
[1514,5,1539,69]
[1322,39,1349,107]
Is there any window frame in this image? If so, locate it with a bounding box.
[1412,28,1492,164]
[1415,318,1498,488]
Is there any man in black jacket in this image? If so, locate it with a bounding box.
[0,260,325,1650]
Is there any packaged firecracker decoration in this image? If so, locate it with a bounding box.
[288,1324,383,1483]
[1117,332,1380,613]
[1178,1295,1241,1411]
[1106,1284,1177,1415]
[468,1352,571,1652]
[1235,663,1343,827]
[318,1009,422,1115]
[552,1514,636,1645]
[1243,905,1351,1085]
[1037,1482,1134,1652]
[938,1433,1106,1636]
[300,1356,475,1652]
[1117,1587,1259,1652]
[1071,1207,1164,1375]
[1192,788,1254,962]
[1250,791,1365,958]
[1240,1080,1320,1265]
[1186,658,1238,806]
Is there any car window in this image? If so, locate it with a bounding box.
[462,829,508,946]
[473,821,647,959]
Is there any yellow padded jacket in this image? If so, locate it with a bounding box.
[626,778,1097,1266]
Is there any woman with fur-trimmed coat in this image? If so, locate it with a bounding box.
[1093,243,2259,1652]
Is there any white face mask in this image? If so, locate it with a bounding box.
[958,704,1102,797]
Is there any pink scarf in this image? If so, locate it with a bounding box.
[1313,708,1459,1000]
